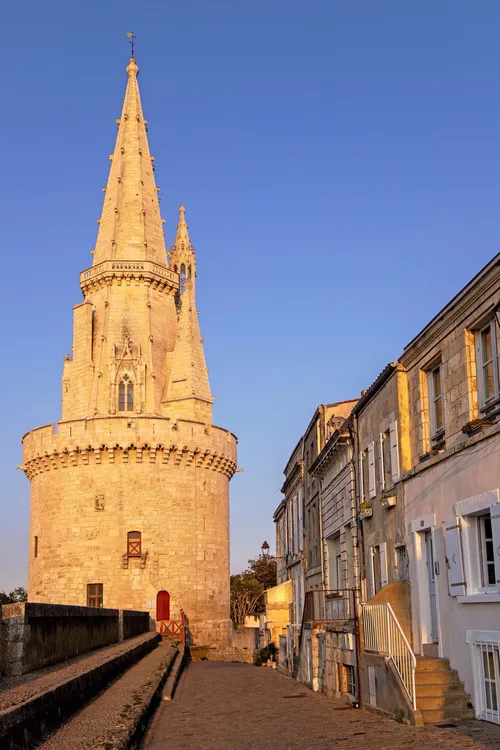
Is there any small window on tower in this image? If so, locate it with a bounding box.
[34,536,38,558]
[180,264,186,295]
[127,531,142,557]
[118,374,134,412]
[87,583,103,608]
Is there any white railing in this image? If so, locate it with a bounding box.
[362,602,416,709]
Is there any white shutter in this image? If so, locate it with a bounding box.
[366,547,374,600]
[379,542,388,588]
[444,518,466,596]
[359,453,364,501]
[378,433,385,492]
[368,442,376,498]
[490,503,500,586]
[389,421,400,482]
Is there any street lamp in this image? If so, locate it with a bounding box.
[261,540,270,557]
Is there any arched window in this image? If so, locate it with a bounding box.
[118,373,134,411]
[127,531,141,557]
[180,264,186,295]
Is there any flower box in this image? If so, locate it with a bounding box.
[359,507,373,520]
[380,495,396,508]
[462,417,496,435]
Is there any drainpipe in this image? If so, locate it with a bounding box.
[348,414,363,708]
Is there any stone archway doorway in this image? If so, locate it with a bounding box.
[156,590,170,621]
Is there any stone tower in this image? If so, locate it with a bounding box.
[21,56,237,649]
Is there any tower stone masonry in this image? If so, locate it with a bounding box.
[20,56,237,649]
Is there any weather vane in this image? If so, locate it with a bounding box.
[126,31,136,58]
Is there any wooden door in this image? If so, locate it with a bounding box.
[156,590,170,621]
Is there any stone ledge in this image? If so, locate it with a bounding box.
[0,632,160,749]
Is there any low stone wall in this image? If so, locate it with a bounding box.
[1,603,150,676]
[122,609,150,640]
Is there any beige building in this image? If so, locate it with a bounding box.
[401,253,500,724]
[20,57,237,649]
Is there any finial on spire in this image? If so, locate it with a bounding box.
[126,31,136,57]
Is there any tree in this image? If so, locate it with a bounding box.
[0,587,28,605]
[230,553,278,625]
[230,573,264,625]
[9,587,28,602]
[247,554,277,590]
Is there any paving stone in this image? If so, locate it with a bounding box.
[143,661,500,750]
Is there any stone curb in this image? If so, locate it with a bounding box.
[0,632,161,750]
[162,645,185,701]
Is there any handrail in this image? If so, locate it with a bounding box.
[362,602,416,709]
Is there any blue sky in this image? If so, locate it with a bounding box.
[0,1,499,591]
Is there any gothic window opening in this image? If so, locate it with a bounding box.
[180,264,186,295]
[118,373,134,412]
[127,531,142,557]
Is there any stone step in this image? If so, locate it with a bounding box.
[415,656,450,671]
[416,681,464,698]
[417,692,471,711]
[415,668,460,685]
[420,707,475,724]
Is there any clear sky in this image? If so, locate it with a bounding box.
[0,1,499,591]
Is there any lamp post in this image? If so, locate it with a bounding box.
[261,540,270,557]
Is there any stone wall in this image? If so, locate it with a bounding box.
[0,603,149,676]
[22,416,235,651]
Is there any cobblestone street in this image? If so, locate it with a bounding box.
[144,662,500,750]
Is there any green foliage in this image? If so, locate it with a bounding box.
[230,553,278,625]
[0,587,28,605]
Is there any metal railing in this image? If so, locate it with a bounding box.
[362,602,416,709]
[302,588,356,623]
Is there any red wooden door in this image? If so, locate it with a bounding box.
[156,590,170,621]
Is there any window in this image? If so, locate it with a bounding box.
[87,583,103,608]
[327,533,342,590]
[344,664,356,696]
[444,494,500,598]
[475,321,499,410]
[372,546,382,594]
[307,504,320,568]
[479,513,496,588]
[427,363,444,437]
[180,263,186,295]
[127,531,142,557]
[378,430,392,491]
[360,448,370,501]
[34,536,38,558]
[395,544,409,582]
[368,543,388,598]
[467,634,500,725]
[118,373,134,412]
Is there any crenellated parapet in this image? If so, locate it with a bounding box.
[22,416,237,481]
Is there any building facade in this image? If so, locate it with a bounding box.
[273,254,500,725]
[21,57,237,649]
[401,254,500,723]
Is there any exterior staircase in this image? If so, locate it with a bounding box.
[415,656,474,724]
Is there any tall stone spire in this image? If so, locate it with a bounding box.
[91,57,166,267]
[163,206,212,422]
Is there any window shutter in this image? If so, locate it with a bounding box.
[366,547,374,600]
[475,333,483,408]
[379,542,388,588]
[378,433,385,492]
[443,518,466,596]
[490,503,500,586]
[389,421,400,482]
[359,453,364,501]
[368,442,376,498]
